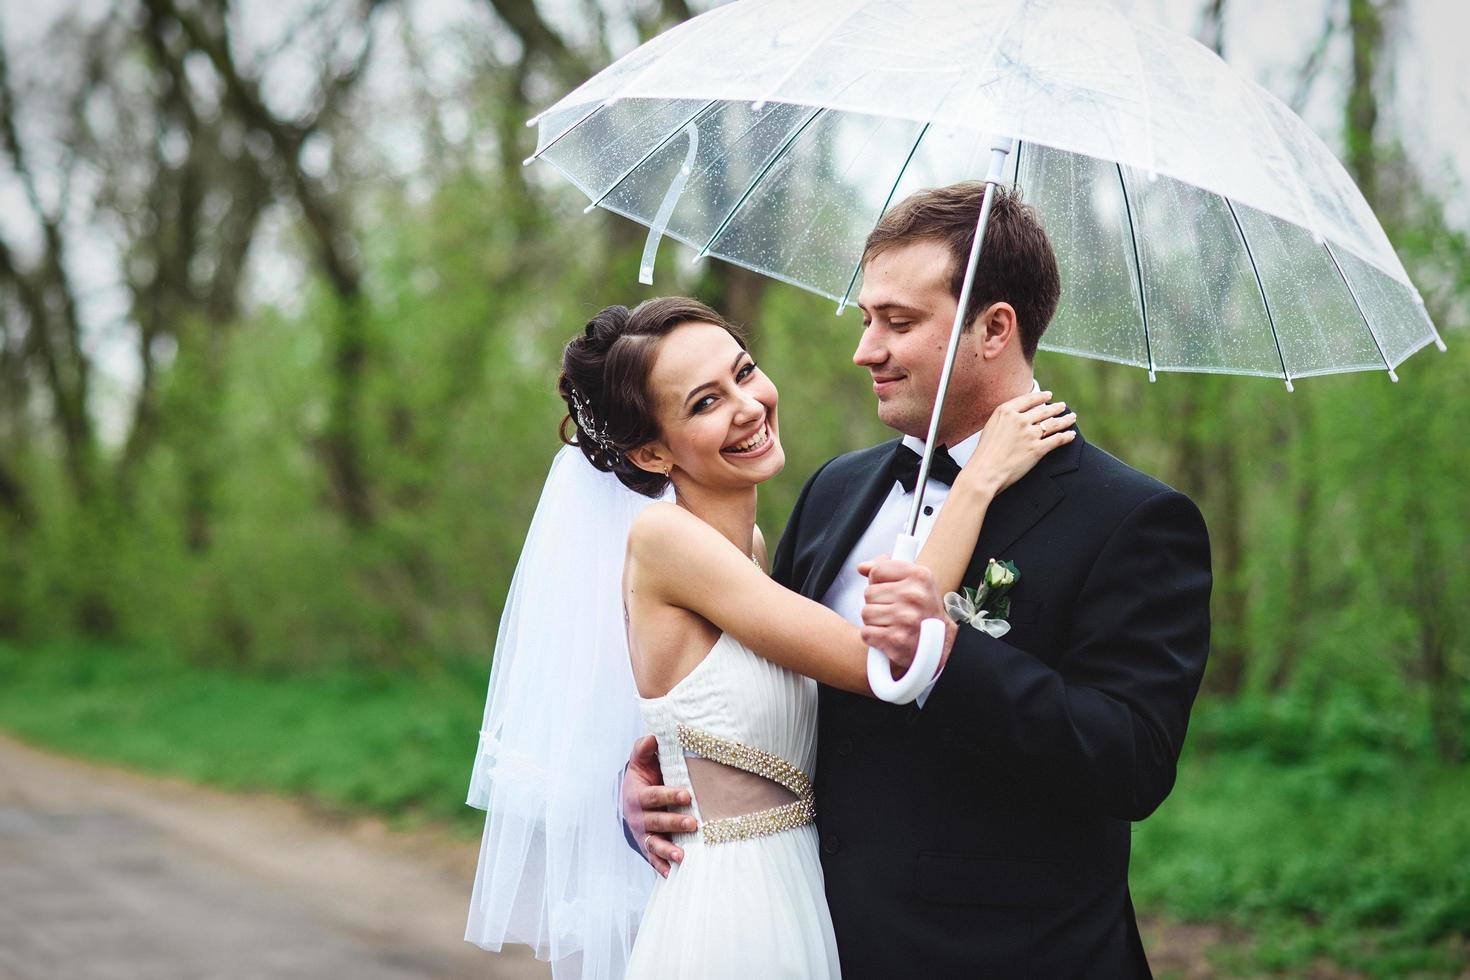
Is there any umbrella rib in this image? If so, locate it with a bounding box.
[834,55,985,313]
[1322,239,1398,382]
[1010,138,1024,189]
[1425,305,1447,351]
[835,121,931,314]
[1115,163,1156,381]
[1118,6,1158,177]
[1224,197,1293,391]
[523,100,610,166]
[583,99,722,213]
[696,106,827,261]
[1238,77,1329,248]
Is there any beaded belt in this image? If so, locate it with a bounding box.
[676,724,816,845]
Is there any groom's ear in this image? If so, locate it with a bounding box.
[627,442,672,476]
[974,302,1018,361]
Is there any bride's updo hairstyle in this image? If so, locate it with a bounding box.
[559,297,746,497]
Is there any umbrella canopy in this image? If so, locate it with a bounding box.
[526,0,1445,387]
[526,0,1449,703]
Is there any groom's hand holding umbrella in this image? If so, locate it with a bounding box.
[860,390,1076,675]
[857,558,957,679]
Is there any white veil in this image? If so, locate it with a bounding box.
[466,445,666,980]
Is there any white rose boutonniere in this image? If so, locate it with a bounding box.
[943,558,1021,639]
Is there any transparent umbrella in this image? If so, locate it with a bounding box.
[524,0,1447,701]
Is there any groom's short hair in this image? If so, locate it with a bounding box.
[863,183,1061,361]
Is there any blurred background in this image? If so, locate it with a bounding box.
[0,0,1465,976]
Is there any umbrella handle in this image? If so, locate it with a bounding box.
[865,532,946,704]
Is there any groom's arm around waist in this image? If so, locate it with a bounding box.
[921,487,1211,822]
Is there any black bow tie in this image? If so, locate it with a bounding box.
[890,444,962,494]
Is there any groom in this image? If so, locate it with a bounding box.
[625,182,1212,977]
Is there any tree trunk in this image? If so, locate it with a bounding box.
[1346,0,1383,206]
[1178,380,1246,696]
[146,0,379,531]
[1410,502,1463,764]
[0,38,97,502]
[1211,417,1248,693]
[1271,394,1318,690]
[117,9,271,546]
[1197,0,1227,56]
[701,264,771,342]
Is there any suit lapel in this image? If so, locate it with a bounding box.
[961,426,1084,587]
[803,440,903,600]
[801,427,1086,599]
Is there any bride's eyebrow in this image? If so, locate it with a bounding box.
[683,352,747,407]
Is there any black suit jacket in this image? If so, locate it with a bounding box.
[770,429,1211,979]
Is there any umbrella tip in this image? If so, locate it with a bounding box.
[1284,379,1295,392]
[1435,337,1448,352]
[522,155,536,167]
[1148,370,1157,383]
[583,203,597,214]
[1388,369,1400,382]
[751,100,767,112]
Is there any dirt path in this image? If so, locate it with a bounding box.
[0,732,1288,979]
[0,733,549,980]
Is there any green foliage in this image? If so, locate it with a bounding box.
[1134,696,1470,976]
[0,641,488,833]
[4,113,1466,713]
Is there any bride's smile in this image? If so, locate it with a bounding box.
[721,419,773,458]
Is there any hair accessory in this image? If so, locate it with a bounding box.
[569,387,621,462]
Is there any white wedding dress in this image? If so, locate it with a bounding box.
[625,631,841,979]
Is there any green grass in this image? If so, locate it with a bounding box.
[1133,701,1470,977]
[0,641,1466,975]
[0,640,489,834]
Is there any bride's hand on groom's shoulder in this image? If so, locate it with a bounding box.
[965,390,1077,496]
[857,558,957,676]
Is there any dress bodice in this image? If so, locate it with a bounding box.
[638,632,819,844]
[626,633,840,978]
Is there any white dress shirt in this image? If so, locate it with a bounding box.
[818,379,1040,706]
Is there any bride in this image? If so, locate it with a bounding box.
[466,296,1075,979]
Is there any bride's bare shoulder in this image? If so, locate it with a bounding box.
[629,502,708,559]
[628,503,739,583]
[630,500,693,539]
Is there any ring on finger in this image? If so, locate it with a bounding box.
[643,833,655,853]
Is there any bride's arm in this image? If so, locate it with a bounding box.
[629,395,1076,697]
[857,392,1077,675]
[914,391,1077,594]
[629,504,884,696]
